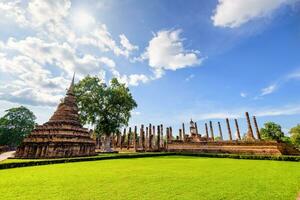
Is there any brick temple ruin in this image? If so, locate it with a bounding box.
[15,76,96,158]
[112,112,300,155]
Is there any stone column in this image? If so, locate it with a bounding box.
[253,116,261,140]
[114,133,118,148]
[118,132,122,147]
[226,118,232,141]
[145,127,149,150]
[149,123,152,148]
[218,122,223,140]
[139,125,142,149]
[127,127,131,150]
[209,121,214,141]
[195,122,199,135]
[205,123,209,139]
[166,127,170,150]
[160,124,164,149]
[148,123,152,150]
[152,125,156,149]
[121,128,126,149]
[111,133,115,149]
[179,129,183,141]
[182,123,186,140]
[245,112,255,139]
[166,127,170,142]
[133,126,137,151]
[234,119,241,140]
[141,124,145,149]
[157,125,161,150]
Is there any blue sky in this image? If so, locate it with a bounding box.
[0,0,300,138]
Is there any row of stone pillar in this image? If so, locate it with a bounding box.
[114,112,261,151]
[201,112,260,141]
[176,112,260,141]
[113,123,172,151]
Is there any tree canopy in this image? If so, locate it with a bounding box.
[73,76,137,137]
[289,124,300,148]
[260,122,285,141]
[0,106,36,148]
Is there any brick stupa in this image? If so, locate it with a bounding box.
[16,76,96,158]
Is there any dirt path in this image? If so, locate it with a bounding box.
[0,151,15,161]
[297,193,300,200]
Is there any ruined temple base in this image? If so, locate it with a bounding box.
[16,143,96,159]
[167,141,300,155]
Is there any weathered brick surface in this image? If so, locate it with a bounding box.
[167,141,300,155]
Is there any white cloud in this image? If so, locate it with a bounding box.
[146,29,201,70]
[194,112,241,120]
[255,104,300,117]
[132,29,203,81]
[0,54,66,106]
[131,111,141,116]
[0,1,202,107]
[119,34,138,52]
[212,0,299,28]
[259,68,300,97]
[286,70,300,79]
[28,0,71,26]
[185,74,195,81]
[113,73,150,86]
[0,0,138,59]
[261,84,277,96]
[0,0,146,106]
[3,36,111,76]
[76,24,138,58]
[240,92,247,98]
[0,0,28,25]
[179,103,300,123]
[127,74,149,86]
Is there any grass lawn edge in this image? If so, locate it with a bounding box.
[1,152,300,170]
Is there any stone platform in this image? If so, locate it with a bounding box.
[167,140,300,155]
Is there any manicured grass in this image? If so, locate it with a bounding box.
[0,156,300,200]
[0,153,118,164]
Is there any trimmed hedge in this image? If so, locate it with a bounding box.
[1,152,300,170]
[0,152,176,170]
[173,152,300,162]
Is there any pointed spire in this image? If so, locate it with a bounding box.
[67,72,75,95]
[71,72,75,85]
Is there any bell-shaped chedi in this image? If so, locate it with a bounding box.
[16,75,96,158]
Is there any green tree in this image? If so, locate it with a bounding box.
[260,122,284,141]
[289,124,300,148]
[214,136,221,141]
[73,76,137,151]
[0,106,36,148]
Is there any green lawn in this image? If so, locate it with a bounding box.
[0,156,300,200]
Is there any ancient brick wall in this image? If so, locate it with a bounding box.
[167,141,300,155]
